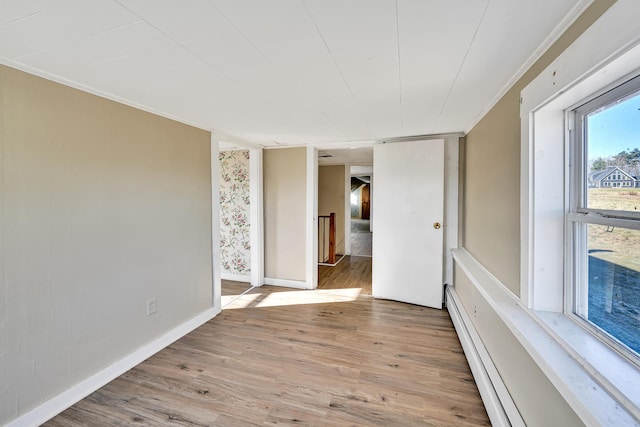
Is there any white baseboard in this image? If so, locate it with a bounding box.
[318,254,346,267]
[446,286,523,427]
[7,307,219,427]
[263,277,312,289]
[221,272,251,283]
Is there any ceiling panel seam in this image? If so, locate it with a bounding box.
[0,11,41,30]
[301,0,357,104]
[394,0,403,133]
[210,0,346,140]
[438,0,490,118]
[111,0,239,85]
[92,21,142,36]
[301,0,372,136]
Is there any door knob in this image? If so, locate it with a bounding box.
[433,222,441,229]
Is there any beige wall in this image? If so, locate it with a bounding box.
[264,148,307,281]
[462,0,617,295]
[318,165,346,255]
[0,65,212,424]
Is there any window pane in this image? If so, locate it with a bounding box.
[581,224,640,355]
[586,89,640,211]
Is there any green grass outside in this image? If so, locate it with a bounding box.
[588,189,640,271]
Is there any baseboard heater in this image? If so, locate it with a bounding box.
[446,285,525,427]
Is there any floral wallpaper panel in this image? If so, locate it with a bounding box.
[219,150,251,276]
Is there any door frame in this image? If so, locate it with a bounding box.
[347,165,375,255]
[211,136,222,314]
[211,136,265,314]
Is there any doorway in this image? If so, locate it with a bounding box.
[218,148,253,302]
[316,150,373,294]
[318,168,373,295]
[350,174,372,257]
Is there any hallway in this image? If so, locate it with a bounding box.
[350,218,372,257]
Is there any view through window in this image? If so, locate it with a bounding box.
[574,78,640,358]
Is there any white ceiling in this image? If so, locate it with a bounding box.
[0,0,588,148]
[319,146,373,166]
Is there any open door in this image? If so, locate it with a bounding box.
[361,184,370,220]
[372,139,444,309]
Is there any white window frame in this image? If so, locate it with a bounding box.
[520,1,640,420]
[568,76,640,362]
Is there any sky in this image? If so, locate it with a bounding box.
[587,90,640,161]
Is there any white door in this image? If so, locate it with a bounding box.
[372,139,444,309]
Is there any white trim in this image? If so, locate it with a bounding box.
[221,273,251,283]
[249,148,264,287]
[463,0,595,134]
[318,254,346,267]
[443,137,460,285]
[7,307,218,427]
[214,133,264,150]
[306,146,318,289]
[263,277,312,290]
[452,248,638,426]
[446,286,522,427]
[344,164,351,255]
[529,108,566,312]
[211,137,222,315]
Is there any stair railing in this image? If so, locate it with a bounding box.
[318,212,336,264]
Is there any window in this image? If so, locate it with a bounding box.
[570,75,640,360]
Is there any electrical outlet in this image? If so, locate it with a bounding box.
[146,298,157,316]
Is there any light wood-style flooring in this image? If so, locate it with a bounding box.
[46,266,489,426]
[350,219,372,257]
[221,279,252,296]
[319,255,372,295]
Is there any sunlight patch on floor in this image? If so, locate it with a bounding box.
[221,292,259,308]
[223,287,362,310]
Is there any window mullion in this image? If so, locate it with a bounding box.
[568,212,640,230]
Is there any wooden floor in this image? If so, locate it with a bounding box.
[46,267,489,426]
[350,219,372,257]
[319,255,372,295]
[221,279,254,308]
[221,279,252,296]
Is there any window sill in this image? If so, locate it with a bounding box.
[452,248,639,426]
[533,310,640,421]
